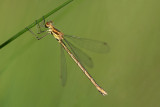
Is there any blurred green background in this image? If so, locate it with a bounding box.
[0,0,160,107]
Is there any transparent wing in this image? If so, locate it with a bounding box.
[63,38,94,68]
[64,35,109,53]
[60,45,67,86]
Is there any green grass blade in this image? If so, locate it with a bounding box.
[0,0,74,50]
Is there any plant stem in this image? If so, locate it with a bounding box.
[0,0,73,50]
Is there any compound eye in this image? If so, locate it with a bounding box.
[45,22,50,28]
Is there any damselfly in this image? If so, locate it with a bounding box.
[27,19,109,96]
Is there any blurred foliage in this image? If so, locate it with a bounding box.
[0,0,160,107]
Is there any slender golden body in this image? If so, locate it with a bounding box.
[45,21,107,96]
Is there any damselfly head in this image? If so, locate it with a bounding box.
[45,21,53,28]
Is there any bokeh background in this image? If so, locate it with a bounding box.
[0,0,160,107]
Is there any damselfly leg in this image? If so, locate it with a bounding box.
[26,17,48,40]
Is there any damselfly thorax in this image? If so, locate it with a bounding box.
[45,21,64,41]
